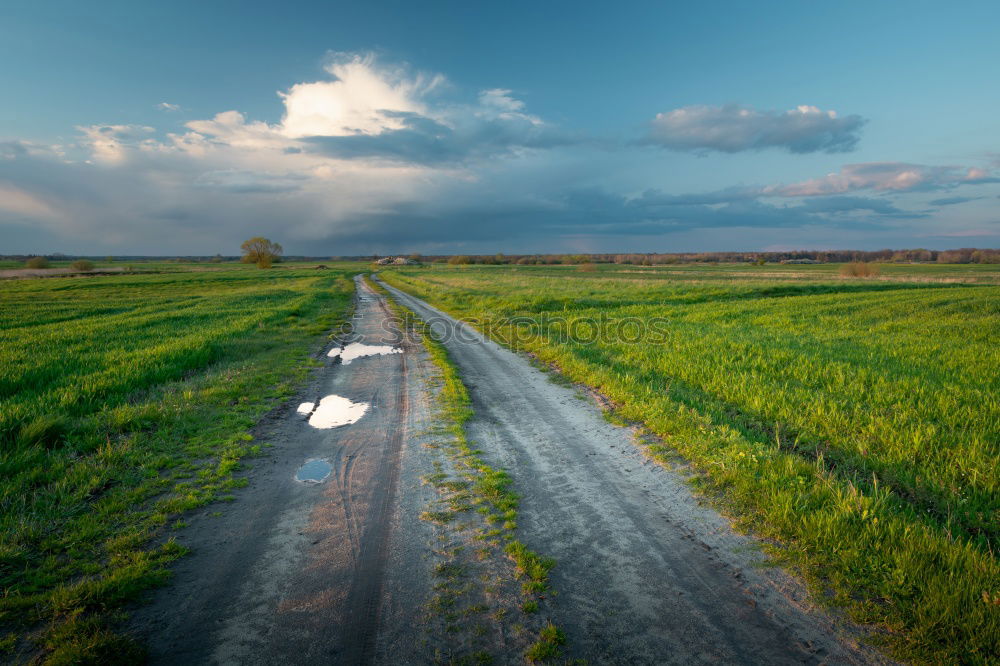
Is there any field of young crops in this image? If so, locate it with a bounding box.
[380,263,1000,663]
[0,265,358,660]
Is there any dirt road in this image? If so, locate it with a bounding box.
[380,278,885,665]
[130,276,883,665]
[130,277,441,664]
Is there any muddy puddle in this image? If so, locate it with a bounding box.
[297,394,370,429]
[295,459,333,484]
[328,342,402,365]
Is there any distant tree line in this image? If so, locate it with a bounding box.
[412,248,1000,265]
[5,247,998,266]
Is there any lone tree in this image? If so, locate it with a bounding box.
[240,237,283,268]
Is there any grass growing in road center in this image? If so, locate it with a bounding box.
[368,275,566,663]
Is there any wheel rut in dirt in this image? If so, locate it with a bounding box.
[128,277,422,665]
[340,351,409,664]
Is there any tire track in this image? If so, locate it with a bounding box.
[127,275,424,665]
[339,344,410,664]
[336,446,362,563]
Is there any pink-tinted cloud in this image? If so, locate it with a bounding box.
[768,162,998,196]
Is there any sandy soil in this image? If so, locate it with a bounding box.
[380,277,890,665]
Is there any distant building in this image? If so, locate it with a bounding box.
[780,259,822,264]
[374,256,418,265]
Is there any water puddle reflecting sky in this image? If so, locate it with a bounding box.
[328,342,401,365]
[297,394,370,429]
[295,458,332,484]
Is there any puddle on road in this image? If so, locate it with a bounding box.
[327,342,402,365]
[295,458,332,484]
[300,394,370,429]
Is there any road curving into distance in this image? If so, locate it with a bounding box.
[129,274,887,665]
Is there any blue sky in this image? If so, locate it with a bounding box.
[1,0,998,255]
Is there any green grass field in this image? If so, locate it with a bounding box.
[0,264,360,662]
[380,263,1000,664]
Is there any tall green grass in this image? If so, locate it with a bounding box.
[0,266,358,662]
[381,264,1000,664]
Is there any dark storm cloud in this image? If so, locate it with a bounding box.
[793,196,917,217]
[632,187,762,206]
[323,187,904,250]
[303,111,575,165]
[928,196,980,206]
[0,141,31,159]
[1,137,937,257]
[195,170,306,193]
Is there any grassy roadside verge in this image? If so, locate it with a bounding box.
[367,275,568,663]
[0,269,359,663]
[379,268,1000,665]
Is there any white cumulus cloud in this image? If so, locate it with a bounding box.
[3,53,998,255]
[280,53,444,138]
[645,103,865,154]
[76,124,156,164]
